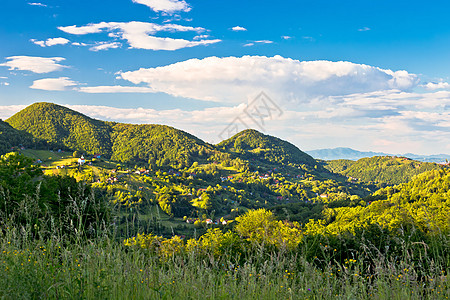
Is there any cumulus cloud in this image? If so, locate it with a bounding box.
[423,81,450,90]
[132,0,191,13]
[0,82,9,86]
[79,85,155,93]
[30,77,77,91]
[31,37,70,47]
[0,56,67,73]
[119,55,419,104]
[58,21,220,50]
[281,36,292,40]
[231,26,247,31]
[89,42,121,51]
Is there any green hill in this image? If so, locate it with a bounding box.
[0,119,39,155]
[6,102,113,156]
[218,129,317,166]
[324,156,444,185]
[6,102,212,167]
[110,123,213,168]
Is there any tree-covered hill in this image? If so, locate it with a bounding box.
[6,102,214,167]
[307,168,450,235]
[110,123,213,168]
[7,102,113,156]
[0,119,41,155]
[218,129,317,166]
[323,156,444,185]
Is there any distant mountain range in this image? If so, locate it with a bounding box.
[306,147,450,163]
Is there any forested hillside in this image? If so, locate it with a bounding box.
[6,103,214,167]
[110,123,213,168]
[306,168,450,235]
[0,119,43,155]
[218,129,317,166]
[7,102,113,156]
[324,156,443,185]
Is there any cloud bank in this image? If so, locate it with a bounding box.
[120,55,418,104]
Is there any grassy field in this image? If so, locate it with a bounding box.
[1,229,448,299]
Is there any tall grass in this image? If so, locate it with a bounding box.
[1,228,448,299]
[0,189,448,299]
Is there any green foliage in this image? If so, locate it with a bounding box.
[306,169,450,236]
[73,150,81,158]
[325,156,444,185]
[0,152,111,240]
[110,123,212,167]
[0,120,42,155]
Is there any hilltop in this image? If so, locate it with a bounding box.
[218,129,317,166]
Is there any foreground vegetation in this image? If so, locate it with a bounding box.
[1,228,448,299]
[0,102,449,298]
[0,152,449,299]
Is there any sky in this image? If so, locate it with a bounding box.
[0,0,450,155]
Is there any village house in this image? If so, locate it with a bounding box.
[78,156,86,165]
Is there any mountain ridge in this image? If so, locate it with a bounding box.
[6,102,317,168]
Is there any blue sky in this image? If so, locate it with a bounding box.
[0,0,449,155]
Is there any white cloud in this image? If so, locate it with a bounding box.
[244,40,273,47]
[281,36,292,40]
[193,34,209,40]
[358,27,371,32]
[132,0,191,13]
[0,105,28,120]
[89,42,122,51]
[31,37,70,47]
[72,42,88,46]
[30,77,77,91]
[120,55,419,104]
[423,81,450,90]
[0,56,67,73]
[58,21,221,51]
[0,82,9,86]
[231,26,247,31]
[255,40,273,44]
[79,86,155,93]
[28,2,47,7]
